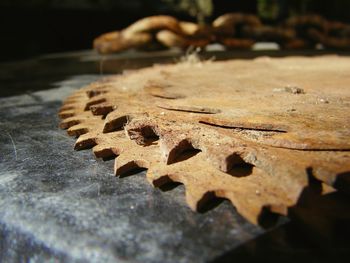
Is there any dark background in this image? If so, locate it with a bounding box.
[1,0,350,62]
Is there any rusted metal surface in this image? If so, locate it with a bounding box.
[59,56,350,225]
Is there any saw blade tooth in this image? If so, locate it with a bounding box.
[184,186,216,212]
[60,117,81,129]
[58,109,76,119]
[63,92,87,103]
[113,141,160,176]
[92,144,116,159]
[114,155,148,176]
[90,102,114,116]
[59,105,75,113]
[74,133,97,150]
[84,97,107,111]
[159,135,199,165]
[125,121,160,146]
[103,110,130,133]
[218,190,276,225]
[147,165,217,212]
[86,89,108,98]
[67,124,89,137]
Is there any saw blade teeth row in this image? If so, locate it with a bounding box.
[106,106,308,223]
[145,154,291,225]
[59,93,305,224]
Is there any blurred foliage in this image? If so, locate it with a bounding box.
[162,0,213,23]
[288,0,316,15]
[257,0,350,22]
[257,0,280,20]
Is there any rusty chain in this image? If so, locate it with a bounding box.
[93,14,350,53]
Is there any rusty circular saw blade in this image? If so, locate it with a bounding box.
[59,55,350,225]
